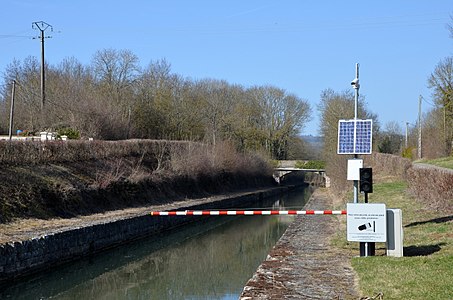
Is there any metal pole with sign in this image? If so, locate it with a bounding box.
[337,64,379,257]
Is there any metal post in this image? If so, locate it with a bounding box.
[405,122,409,149]
[354,63,359,121]
[126,106,131,139]
[444,106,447,155]
[352,63,373,256]
[360,190,375,256]
[9,80,16,141]
[418,95,422,159]
[353,179,359,204]
[353,63,360,204]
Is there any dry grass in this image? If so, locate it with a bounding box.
[0,139,273,224]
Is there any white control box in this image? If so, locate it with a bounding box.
[386,209,404,257]
[347,159,363,181]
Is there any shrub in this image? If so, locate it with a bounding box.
[169,140,272,178]
[294,160,305,169]
[303,160,325,169]
[295,160,325,169]
[57,127,80,140]
[325,155,350,200]
[364,152,412,180]
[406,166,453,212]
[402,147,414,159]
[269,160,279,168]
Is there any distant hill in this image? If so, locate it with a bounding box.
[300,135,324,160]
[301,135,323,150]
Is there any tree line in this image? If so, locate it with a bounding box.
[2,24,451,163]
[426,55,453,158]
[0,49,311,160]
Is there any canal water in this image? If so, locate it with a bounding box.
[1,187,311,300]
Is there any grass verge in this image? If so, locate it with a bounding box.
[332,180,453,299]
[416,156,453,169]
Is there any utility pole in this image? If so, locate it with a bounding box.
[32,21,52,111]
[9,80,16,141]
[418,95,422,159]
[405,122,409,149]
[444,105,447,155]
[126,106,131,139]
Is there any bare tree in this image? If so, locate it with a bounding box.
[317,88,377,196]
[448,15,453,40]
[2,57,42,132]
[196,79,234,146]
[245,86,311,159]
[89,49,140,138]
[377,121,403,154]
[422,108,446,158]
[427,56,453,156]
[133,59,173,139]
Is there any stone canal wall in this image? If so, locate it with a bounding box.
[0,187,289,283]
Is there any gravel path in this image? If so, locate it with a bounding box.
[240,188,359,299]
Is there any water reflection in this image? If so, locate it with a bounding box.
[1,188,310,300]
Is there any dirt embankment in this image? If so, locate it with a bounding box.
[0,139,276,224]
[0,158,274,224]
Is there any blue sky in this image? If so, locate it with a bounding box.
[1,1,452,136]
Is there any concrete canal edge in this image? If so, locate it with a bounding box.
[240,188,359,299]
[0,185,293,283]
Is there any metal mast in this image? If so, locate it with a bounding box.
[352,63,360,204]
[418,95,422,159]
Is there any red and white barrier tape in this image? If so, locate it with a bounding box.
[150,210,346,216]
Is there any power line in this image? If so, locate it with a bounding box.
[142,12,448,36]
[0,29,34,39]
[422,96,437,107]
[0,35,33,39]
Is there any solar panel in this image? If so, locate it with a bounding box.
[338,120,355,154]
[337,119,373,154]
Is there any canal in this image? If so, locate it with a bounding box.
[1,187,311,300]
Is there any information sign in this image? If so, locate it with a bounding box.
[347,203,387,242]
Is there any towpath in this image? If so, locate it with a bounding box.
[240,188,359,299]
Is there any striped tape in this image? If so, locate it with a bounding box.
[150,210,346,216]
